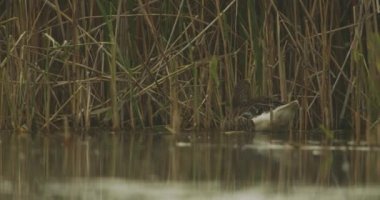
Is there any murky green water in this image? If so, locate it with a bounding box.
[0,130,379,200]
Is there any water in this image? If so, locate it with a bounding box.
[0,130,379,200]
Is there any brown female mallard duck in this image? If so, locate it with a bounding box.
[227,80,299,132]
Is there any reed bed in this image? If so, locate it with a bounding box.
[0,0,379,141]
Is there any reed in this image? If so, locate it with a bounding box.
[0,0,379,140]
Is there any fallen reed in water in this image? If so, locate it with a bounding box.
[0,1,379,142]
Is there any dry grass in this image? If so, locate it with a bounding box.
[0,0,379,141]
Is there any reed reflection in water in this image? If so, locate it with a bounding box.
[0,131,379,200]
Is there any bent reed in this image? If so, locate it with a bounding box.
[0,1,379,142]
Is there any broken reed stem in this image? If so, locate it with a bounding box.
[0,0,378,140]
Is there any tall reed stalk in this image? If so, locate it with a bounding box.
[0,0,379,141]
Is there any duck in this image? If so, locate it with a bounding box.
[227,80,299,132]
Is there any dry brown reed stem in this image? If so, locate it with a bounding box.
[276,12,287,102]
[0,0,379,140]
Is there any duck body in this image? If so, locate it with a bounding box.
[249,100,299,131]
[229,80,299,132]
